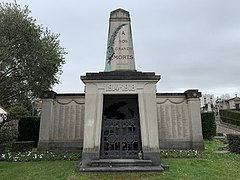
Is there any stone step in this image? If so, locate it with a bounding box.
[91,159,153,167]
[77,165,164,173]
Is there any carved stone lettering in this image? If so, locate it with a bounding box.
[177,105,183,138]
[64,106,70,139]
[59,105,64,139]
[165,104,172,138]
[159,105,166,138]
[171,104,177,138]
[105,83,136,92]
[182,104,190,138]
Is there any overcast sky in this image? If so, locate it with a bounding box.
[4,0,240,98]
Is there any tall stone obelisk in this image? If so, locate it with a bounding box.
[105,8,136,71]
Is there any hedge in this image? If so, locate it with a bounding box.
[201,112,216,139]
[18,116,40,147]
[11,141,34,152]
[219,109,240,126]
[227,134,240,154]
[0,141,33,153]
[0,143,11,153]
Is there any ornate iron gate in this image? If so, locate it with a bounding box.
[100,116,141,159]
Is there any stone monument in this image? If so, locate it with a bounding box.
[77,8,166,172]
[38,7,204,173]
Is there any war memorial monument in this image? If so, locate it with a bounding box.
[38,8,204,172]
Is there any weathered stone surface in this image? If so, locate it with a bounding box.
[105,8,136,72]
[81,71,160,81]
[38,93,85,151]
[156,92,204,150]
[76,158,168,173]
[76,165,165,173]
[38,90,204,151]
[38,7,204,176]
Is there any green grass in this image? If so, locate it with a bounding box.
[0,139,240,180]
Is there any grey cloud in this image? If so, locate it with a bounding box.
[2,0,239,97]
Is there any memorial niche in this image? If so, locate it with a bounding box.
[100,95,142,159]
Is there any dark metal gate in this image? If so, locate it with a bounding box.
[100,116,141,159]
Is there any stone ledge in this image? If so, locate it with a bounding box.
[159,139,204,151]
[76,165,165,173]
[37,140,83,151]
[81,71,160,81]
[41,91,85,99]
[91,159,153,167]
[157,89,201,98]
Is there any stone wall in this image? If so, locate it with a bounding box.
[157,94,191,149]
[38,92,85,150]
[157,91,204,150]
[38,90,203,151]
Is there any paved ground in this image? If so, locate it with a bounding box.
[216,115,240,135]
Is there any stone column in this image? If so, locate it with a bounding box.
[185,90,204,150]
[81,83,101,167]
[139,82,161,165]
[38,91,56,150]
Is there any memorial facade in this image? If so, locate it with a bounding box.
[38,8,203,172]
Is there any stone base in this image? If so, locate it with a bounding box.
[37,140,83,151]
[143,151,162,166]
[81,152,99,167]
[91,159,152,167]
[192,141,204,151]
[76,159,168,173]
[76,165,165,173]
[159,139,204,151]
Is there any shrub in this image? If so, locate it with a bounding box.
[219,110,240,126]
[201,112,216,139]
[227,134,240,154]
[18,117,40,147]
[0,120,18,143]
[0,106,30,144]
[0,151,82,162]
[160,149,202,158]
[0,143,11,154]
[8,106,30,120]
[11,141,34,152]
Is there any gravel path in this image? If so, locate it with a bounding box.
[216,115,240,135]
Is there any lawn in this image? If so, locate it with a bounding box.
[0,139,239,180]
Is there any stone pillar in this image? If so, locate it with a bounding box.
[81,83,103,167]
[139,82,162,165]
[185,90,204,150]
[38,91,56,150]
